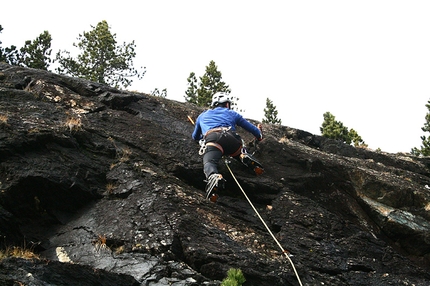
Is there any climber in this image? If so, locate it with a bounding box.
[191,92,264,201]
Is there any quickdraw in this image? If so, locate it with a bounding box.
[198,139,206,155]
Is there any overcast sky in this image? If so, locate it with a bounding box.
[2,1,430,153]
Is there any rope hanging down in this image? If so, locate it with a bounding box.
[224,159,303,286]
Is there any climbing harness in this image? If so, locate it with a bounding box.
[199,127,232,156]
[224,159,303,286]
[204,126,231,136]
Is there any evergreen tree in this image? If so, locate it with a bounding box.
[184,60,231,107]
[320,112,350,143]
[56,20,145,89]
[185,72,198,104]
[348,128,367,148]
[0,25,19,65]
[18,31,52,70]
[411,99,430,156]
[320,112,366,147]
[1,25,52,69]
[262,97,282,124]
[151,88,167,98]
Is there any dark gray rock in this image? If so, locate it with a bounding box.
[0,63,429,285]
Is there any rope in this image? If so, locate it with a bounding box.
[224,159,303,286]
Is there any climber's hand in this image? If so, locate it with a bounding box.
[257,124,263,141]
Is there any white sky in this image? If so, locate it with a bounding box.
[2,0,430,153]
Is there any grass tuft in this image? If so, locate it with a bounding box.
[65,117,82,132]
[0,240,40,261]
[0,114,8,125]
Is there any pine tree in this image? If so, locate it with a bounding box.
[0,25,19,65]
[320,112,350,143]
[18,31,52,70]
[151,88,167,98]
[411,99,430,156]
[55,20,145,89]
[1,26,52,69]
[184,60,231,107]
[348,128,367,148]
[185,72,198,104]
[320,112,366,147]
[262,98,282,124]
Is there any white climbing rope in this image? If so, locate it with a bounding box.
[224,159,303,286]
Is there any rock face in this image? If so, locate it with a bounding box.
[0,62,429,285]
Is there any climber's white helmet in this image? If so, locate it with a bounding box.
[211,92,231,107]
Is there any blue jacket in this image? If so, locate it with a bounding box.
[192,107,262,140]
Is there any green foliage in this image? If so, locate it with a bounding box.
[320,112,367,147]
[411,99,430,156]
[1,25,52,70]
[184,60,231,107]
[185,72,198,104]
[320,112,349,142]
[56,20,145,89]
[151,88,167,98]
[221,268,246,286]
[348,128,367,147]
[18,31,52,70]
[0,45,18,64]
[0,25,19,65]
[262,97,282,124]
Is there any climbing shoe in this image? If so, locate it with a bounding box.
[205,173,226,202]
[240,153,264,175]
